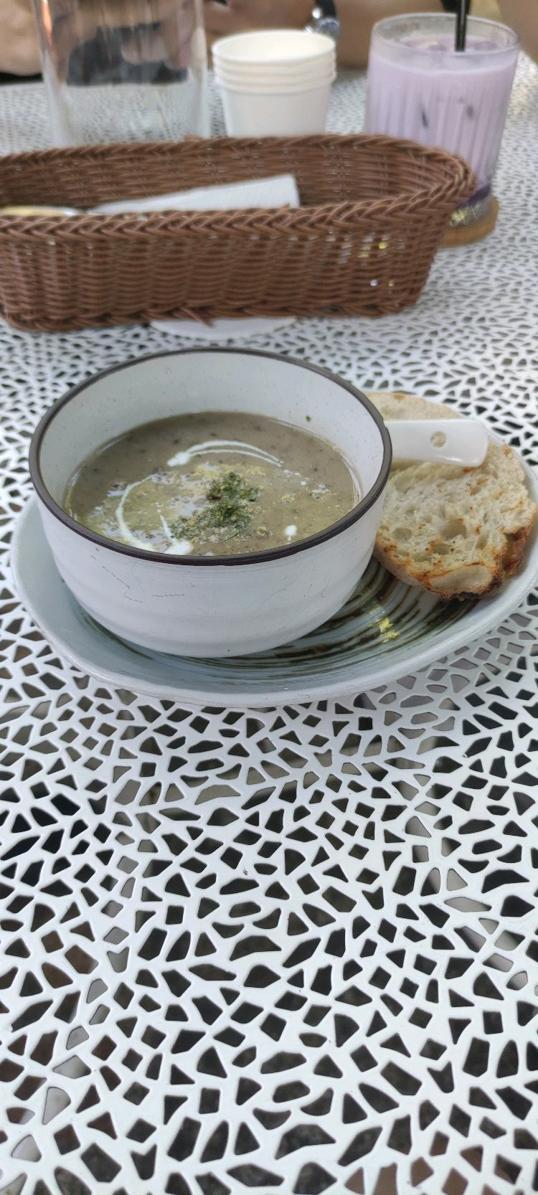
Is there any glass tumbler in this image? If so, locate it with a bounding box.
[33,0,209,144]
[364,14,519,229]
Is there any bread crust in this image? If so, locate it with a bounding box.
[367,392,537,600]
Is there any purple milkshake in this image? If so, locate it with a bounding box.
[364,15,519,226]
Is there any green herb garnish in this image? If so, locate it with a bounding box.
[171,470,260,543]
[206,472,259,504]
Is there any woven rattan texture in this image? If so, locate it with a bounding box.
[0,136,472,330]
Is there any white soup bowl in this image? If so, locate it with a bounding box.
[29,350,391,658]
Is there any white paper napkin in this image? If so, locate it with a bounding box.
[151,315,297,340]
[93,174,300,215]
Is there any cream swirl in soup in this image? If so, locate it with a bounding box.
[63,412,359,557]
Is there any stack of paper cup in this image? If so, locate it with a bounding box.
[213,30,337,137]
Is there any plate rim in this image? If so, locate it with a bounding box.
[12,473,538,708]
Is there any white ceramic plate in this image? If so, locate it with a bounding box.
[12,479,538,707]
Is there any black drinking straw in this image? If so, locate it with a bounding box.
[455,0,468,51]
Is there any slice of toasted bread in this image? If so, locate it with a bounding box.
[366,391,537,600]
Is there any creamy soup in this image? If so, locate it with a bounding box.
[63,412,358,557]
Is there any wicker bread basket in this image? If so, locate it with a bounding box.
[0,135,473,332]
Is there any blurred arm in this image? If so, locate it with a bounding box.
[335,0,445,68]
[203,0,313,49]
[0,0,41,74]
[497,0,538,61]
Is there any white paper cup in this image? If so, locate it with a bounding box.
[214,65,336,94]
[213,51,335,79]
[218,80,332,136]
[214,61,335,84]
[213,29,335,68]
[215,59,335,79]
[213,28,335,120]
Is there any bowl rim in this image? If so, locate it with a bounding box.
[29,347,392,568]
